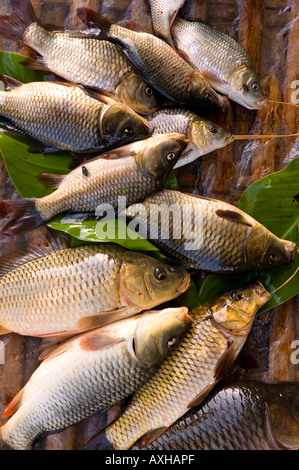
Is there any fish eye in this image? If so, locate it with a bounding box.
[229,290,243,301]
[243,84,249,93]
[167,336,177,350]
[268,253,278,265]
[204,92,212,102]
[145,86,153,97]
[251,82,259,92]
[209,125,218,134]
[154,267,167,280]
[123,127,134,136]
[166,152,176,162]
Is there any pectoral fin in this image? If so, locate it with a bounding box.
[79,331,124,351]
[76,307,129,331]
[37,173,65,191]
[216,209,254,227]
[187,383,216,408]
[198,70,228,93]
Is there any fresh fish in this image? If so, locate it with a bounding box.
[147,108,233,168]
[134,381,299,450]
[125,189,295,273]
[0,0,163,115]
[0,307,192,450]
[77,8,226,111]
[0,77,150,153]
[149,0,186,45]
[171,17,265,109]
[0,243,190,338]
[94,282,271,450]
[0,133,187,236]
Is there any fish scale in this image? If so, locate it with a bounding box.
[0,308,192,450]
[0,82,103,151]
[171,17,264,109]
[24,24,132,92]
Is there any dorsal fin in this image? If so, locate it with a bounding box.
[0,231,70,277]
[76,8,113,36]
[139,426,169,448]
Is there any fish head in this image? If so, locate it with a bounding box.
[132,307,192,368]
[229,65,265,109]
[210,282,271,336]
[245,226,296,270]
[190,118,234,153]
[137,133,188,181]
[117,73,162,115]
[189,72,226,109]
[100,103,150,147]
[119,253,191,310]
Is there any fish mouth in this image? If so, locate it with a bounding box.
[252,280,272,302]
[283,241,296,263]
[176,272,191,295]
[225,132,234,144]
[254,95,268,109]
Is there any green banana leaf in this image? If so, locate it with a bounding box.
[198,157,299,312]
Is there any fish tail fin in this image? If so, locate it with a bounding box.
[83,430,114,450]
[0,0,37,41]
[0,198,45,237]
[76,8,113,38]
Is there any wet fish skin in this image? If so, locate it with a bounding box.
[125,189,295,273]
[0,80,150,152]
[171,17,265,109]
[136,381,299,450]
[77,9,225,110]
[0,0,163,115]
[102,282,271,450]
[0,243,190,337]
[0,307,192,450]
[0,133,187,234]
[149,0,186,45]
[36,133,187,220]
[147,108,233,168]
